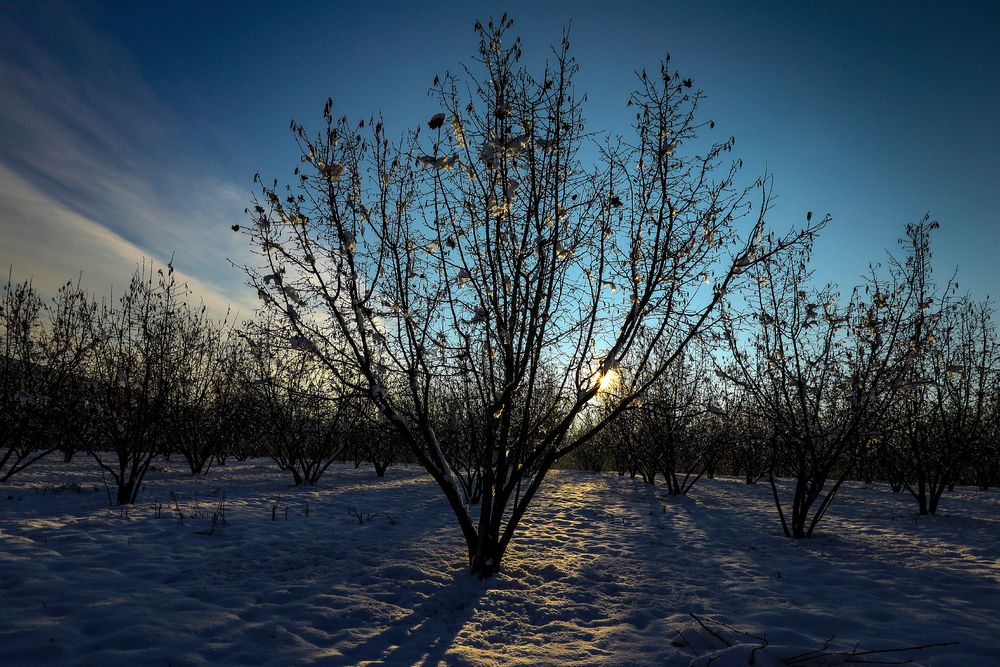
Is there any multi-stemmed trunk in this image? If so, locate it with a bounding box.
[94,441,157,506]
[770,448,853,539]
[411,428,558,578]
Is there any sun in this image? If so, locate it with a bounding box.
[597,368,619,395]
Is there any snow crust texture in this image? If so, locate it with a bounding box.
[1,460,998,666]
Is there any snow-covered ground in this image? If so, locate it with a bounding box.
[1,459,998,666]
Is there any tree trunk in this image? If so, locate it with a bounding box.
[791,481,808,538]
[116,480,134,505]
[469,535,503,578]
[929,485,945,514]
[915,474,929,515]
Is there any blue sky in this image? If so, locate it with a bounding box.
[2,1,997,314]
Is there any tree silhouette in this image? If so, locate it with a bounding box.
[241,16,816,575]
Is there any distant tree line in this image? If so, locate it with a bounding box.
[569,220,999,533]
[1,219,996,541]
[0,263,403,503]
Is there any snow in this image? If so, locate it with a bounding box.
[2,459,998,666]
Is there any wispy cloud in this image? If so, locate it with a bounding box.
[0,164,255,319]
[0,4,257,318]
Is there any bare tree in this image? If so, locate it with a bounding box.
[568,409,611,473]
[164,311,242,475]
[650,350,719,496]
[86,263,185,505]
[599,348,719,495]
[720,391,773,484]
[1,274,96,479]
[347,400,402,477]
[930,298,997,496]
[221,376,269,462]
[243,323,349,486]
[719,231,917,538]
[240,17,813,575]
[971,369,1000,491]
[887,223,997,513]
[1,276,47,480]
[428,371,489,501]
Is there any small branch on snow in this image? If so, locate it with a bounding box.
[688,613,731,648]
[784,638,960,666]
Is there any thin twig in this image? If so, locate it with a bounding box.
[689,612,732,648]
[850,641,960,656]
